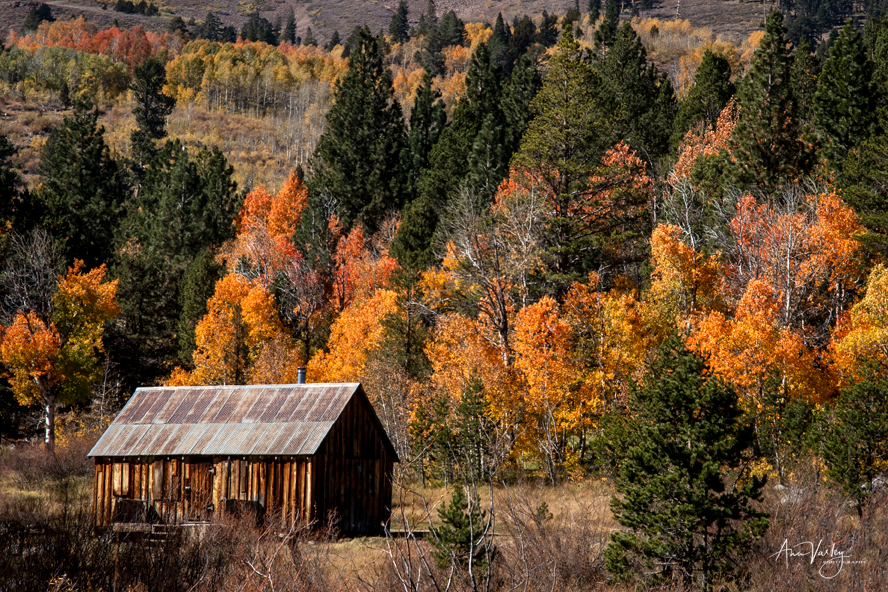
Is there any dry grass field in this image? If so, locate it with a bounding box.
[3,433,888,591]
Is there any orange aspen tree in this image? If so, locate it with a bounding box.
[0,262,119,450]
[168,274,300,386]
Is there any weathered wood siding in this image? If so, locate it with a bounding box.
[93,457,317,529]
[316,394,395,535]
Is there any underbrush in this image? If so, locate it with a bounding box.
[3,443,888,591]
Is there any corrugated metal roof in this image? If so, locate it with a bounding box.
[88,383,393,459]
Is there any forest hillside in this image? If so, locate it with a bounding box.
[5,0,888,590]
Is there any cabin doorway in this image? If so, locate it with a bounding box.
[186,462,214,521]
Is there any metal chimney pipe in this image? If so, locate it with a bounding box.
[297,366,307,384]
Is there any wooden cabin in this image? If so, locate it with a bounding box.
[88,383,398,536]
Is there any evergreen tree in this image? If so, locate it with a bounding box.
[405,70,446,189]
[672,50,735,150]
[598,22,675,162]
[509,15,536,56]
[814,19,876,167]
[196,11,222,41]
[113,141,239,387]
[35,100,124,268]
[303,27,317,46]
[820,375,888,516]
[841,117,888,261]
[177,248,223,363]
[453,377,496,483]
[432,486,496,573]
[731,10,811,191]
[488,13,513,74]
[501,54,542,155]
[600,337,769,588]
[309,28,408,233]
[388,0,410,43]
[438,10,465,46]
[588,0,601,22]
[391,43,503,270]
[511,25,624,288]
[130,56,175,170]
[326,29,341,50]
[21,4,53,33]
[535,10,559,46]
[791,36,819,123]
[594,0,620,49]
[282,7,297,44]
[0,134,22,231]
[424,0,438,29]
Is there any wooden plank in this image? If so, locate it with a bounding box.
[258,462,266,508]
[95,464,104,527]
[104,462,112,526]
[283,461,291,523]
[212,460,223,514]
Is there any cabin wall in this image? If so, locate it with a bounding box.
[93,457,316,528]
[317,396,395,535]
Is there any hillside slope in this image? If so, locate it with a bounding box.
[0,0,766,46]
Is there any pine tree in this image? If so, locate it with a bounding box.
[820,375,888,517]
[309,28,408,233]
[21,3,53,33]
[814,19,876,167]
[303,27,317,46]
[432,486,496,573]
[588,0,602,22]
[671,50,735,150]
[488,13,513,74]
[177,248,224,364]
[406,70,446,189]
[326,29,341,50]
[594,0,620,49]
[438,10,465,46]
[731,10,811,191]
[0,134,22,230]
[535,10,559,46]
[198,11,222,41]
[113,141,239,387]
[36,100,124,268]
[600,337,769,588]
[130,56,175,170]
[791,36,819,123]
[388,0,410,43]
[425,0,438,29]
[282,7,297,44]
[391,44,503,269]
[598,22,675,162]
[510,15,536,56]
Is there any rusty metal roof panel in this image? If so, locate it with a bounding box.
[114,424,152,456]
[251,423,288,456]
[267,423,300,453]
[138,424,177,455]
[213,424,254,456]
[278,422,315,455]
[117,389,157,424]
[259,390,287,423]
[167,389,200,424]
[171,424,211,456]
[234,423,273,455]
[202,389,232,423]
[153,389,190,424]
[136,389,172,424]
[320,385,353,421]
[88,424,125,457]
[299,421,334,454]
[270,387,299,422]
[282,388,316,423]
[90,383,388,457]
[188,423,224,456]
[181,388,220,424]
[305,388,336,422]
[242,388,274,423]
